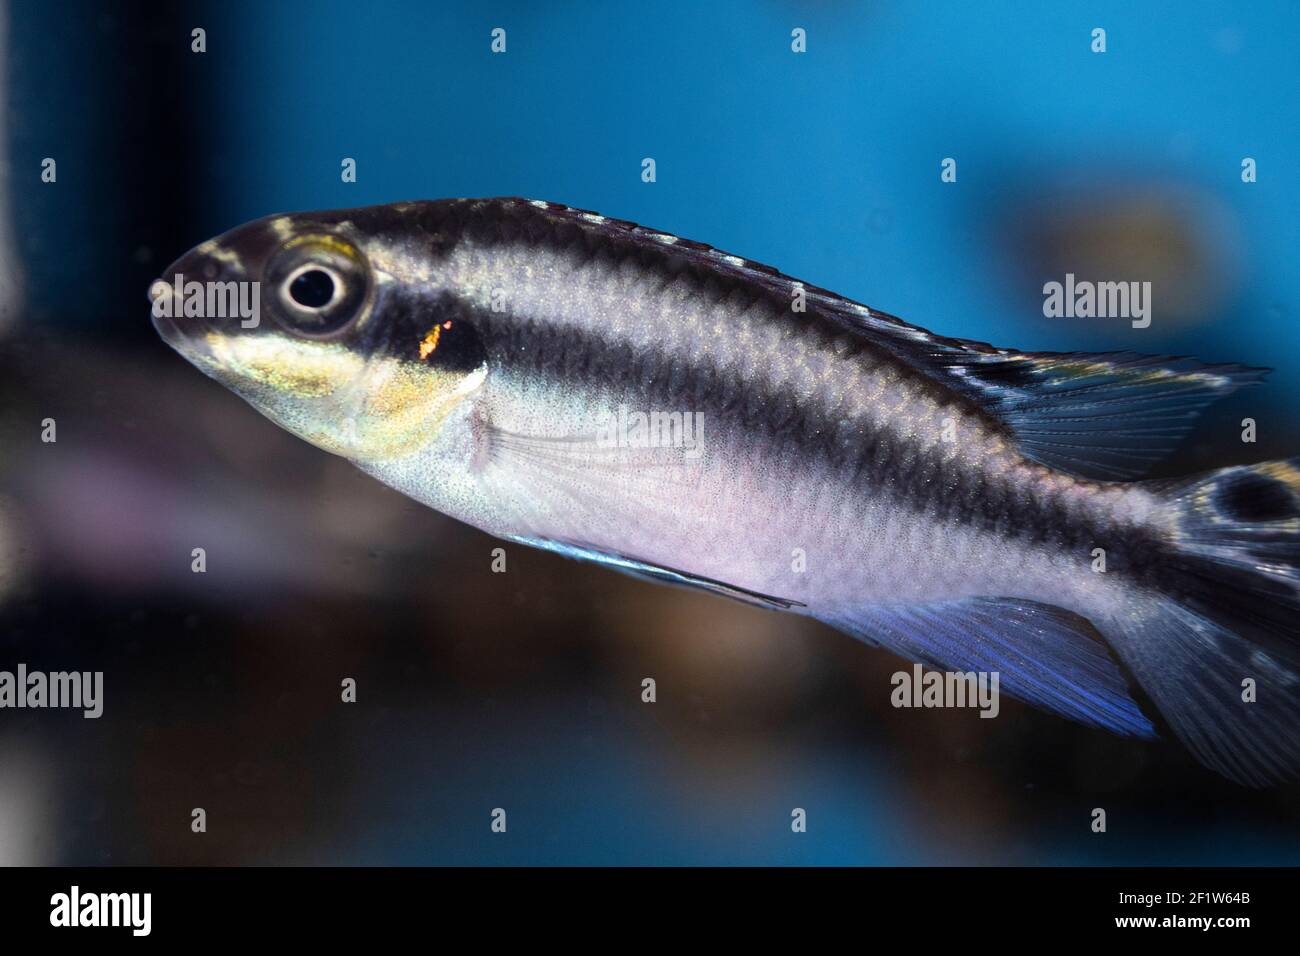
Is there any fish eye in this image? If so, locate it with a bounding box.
[266,235,370,338]
[288,267,337,309]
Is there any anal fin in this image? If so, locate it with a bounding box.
[823,597,1156,738]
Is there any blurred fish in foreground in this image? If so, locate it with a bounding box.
[149,198,1300,786]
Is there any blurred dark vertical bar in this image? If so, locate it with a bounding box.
[5,0,209,343]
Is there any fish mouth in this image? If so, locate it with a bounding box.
[148,283,183,344]
[148,275,220,372]
[148,244,244,360]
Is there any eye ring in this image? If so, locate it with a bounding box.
[282,263,342,312]
[264,234,371,339]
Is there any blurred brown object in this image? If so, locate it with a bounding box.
[1011,181,1240,329]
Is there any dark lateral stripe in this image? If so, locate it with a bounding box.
[456,294,1111,552]
[414,198,1010,431]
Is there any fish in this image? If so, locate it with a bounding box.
[151,197,1300,785]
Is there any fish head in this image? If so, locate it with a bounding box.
[150,206,487,464]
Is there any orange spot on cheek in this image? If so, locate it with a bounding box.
[418,326,442,359]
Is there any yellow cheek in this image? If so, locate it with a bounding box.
[351,361,484,458]
[197,329,485,461]
[366,362,443,415]
[207,332,362,397]
[244,362,340,397]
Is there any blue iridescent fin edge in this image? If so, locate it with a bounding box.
[506,535,806,611]
[822,596,1157,739]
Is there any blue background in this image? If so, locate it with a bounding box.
[3,1,1299,865]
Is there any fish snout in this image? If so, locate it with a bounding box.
[149,244,262,349]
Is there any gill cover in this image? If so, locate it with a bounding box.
[186,220,488,463]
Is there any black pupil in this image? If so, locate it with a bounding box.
[289,269,336,309]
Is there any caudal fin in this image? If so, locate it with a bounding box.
[1101,458,1300,785]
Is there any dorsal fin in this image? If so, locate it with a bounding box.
[504,199,1268,480]
[795,296,1268,479]
[935,350,1268,479]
